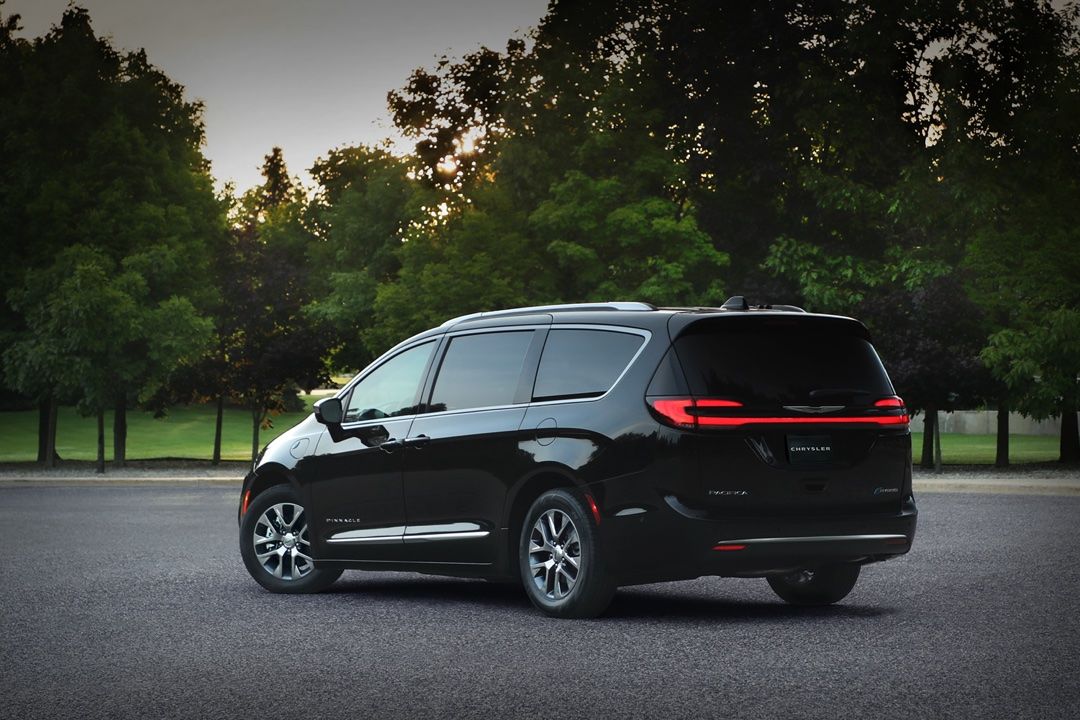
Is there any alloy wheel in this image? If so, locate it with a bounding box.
[528,509,581,600]
[252,502,314,581]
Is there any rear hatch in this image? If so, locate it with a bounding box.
[648,313,910,514]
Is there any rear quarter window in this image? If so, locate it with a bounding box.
[533,329,644,401]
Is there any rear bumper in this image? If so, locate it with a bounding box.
[597,492,918,584]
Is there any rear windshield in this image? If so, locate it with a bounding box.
[673,317,893,406]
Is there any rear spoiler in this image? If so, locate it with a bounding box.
[667,312,872,343]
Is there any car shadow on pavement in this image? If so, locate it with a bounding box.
[321,574,896,622]
[606,588,896,622]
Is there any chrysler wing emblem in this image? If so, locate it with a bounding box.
[782,405,845,414]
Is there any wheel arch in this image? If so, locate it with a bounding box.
[239,463,297,524]
[502,466,585,577]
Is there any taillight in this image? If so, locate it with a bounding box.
[648,396,909,428]
[648,397,743,428]
[648,398,697,427]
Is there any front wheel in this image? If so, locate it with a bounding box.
[240,485,342,593]
[767,563,861,605]
[519,489,615,618]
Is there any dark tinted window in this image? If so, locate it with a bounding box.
[533,329,644,401]
[345,341,435,422]
[430,331,534,412]
[674,318,893,406]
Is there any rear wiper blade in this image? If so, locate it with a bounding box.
[809,388,873,399]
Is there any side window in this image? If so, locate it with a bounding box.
[429,331,534,412]
[344,341,435,422]
[533,329,644,401]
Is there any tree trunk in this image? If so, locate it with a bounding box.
[920,407,937,469]
[37,400,49,463]
[1061,398,1080,463]
[44,397,59,469]
[251,407,264,464]
[934,415,943,474]
[96,409,106,475]
[995,396,1009,468]
[113,398,127,468]
[212,395,224,466]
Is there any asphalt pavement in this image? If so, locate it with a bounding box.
[1,485,1078,719]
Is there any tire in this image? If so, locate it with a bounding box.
[519,489,615,618]
[240,484,342,594]
[767,563,861,606]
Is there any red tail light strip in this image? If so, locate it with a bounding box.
[712,544,747,552]
[648,397,908,429]
[696,399,744,408]
[699,415,909,427]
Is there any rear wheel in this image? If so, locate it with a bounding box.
[240,485,342,593]
[767,564,860,605]
[519,489,615,618]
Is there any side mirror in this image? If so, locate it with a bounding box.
[313,397,344,426]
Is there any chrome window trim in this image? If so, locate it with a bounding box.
[334,336,442,427]
[426,325,542,412]
[334,336,443,401]
[412,325,652,419]
[529,325,651,406]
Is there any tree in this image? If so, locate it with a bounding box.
[982,310,1080,462]
[944,1,1080,462]
[304,146,423,370]
[860,275,993,469]
[0,5,222,465]
[222,149,332,461]
[371,6,729,355]
[5,247,210,472]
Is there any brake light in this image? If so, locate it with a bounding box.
[712,544,747,552]
[697,399,744,408]
[648,398,697,427]
[874,396,905,408]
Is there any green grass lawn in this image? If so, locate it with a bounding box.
[0,405,1062,464]
[0,397,317,462]
[910,432,1058,464]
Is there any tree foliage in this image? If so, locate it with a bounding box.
[0,4,222,466]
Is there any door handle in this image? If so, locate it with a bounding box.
[378,438,403,453]
[403,434,430,449]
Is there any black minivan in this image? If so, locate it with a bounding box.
[238,299,916,618]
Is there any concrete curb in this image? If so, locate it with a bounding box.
[0,476,242,485]
[913,480,1080,496]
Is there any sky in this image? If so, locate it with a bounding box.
[4,0,549,192]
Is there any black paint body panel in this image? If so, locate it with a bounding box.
[240,308,918,584]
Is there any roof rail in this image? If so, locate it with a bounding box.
[441,302,656,327]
